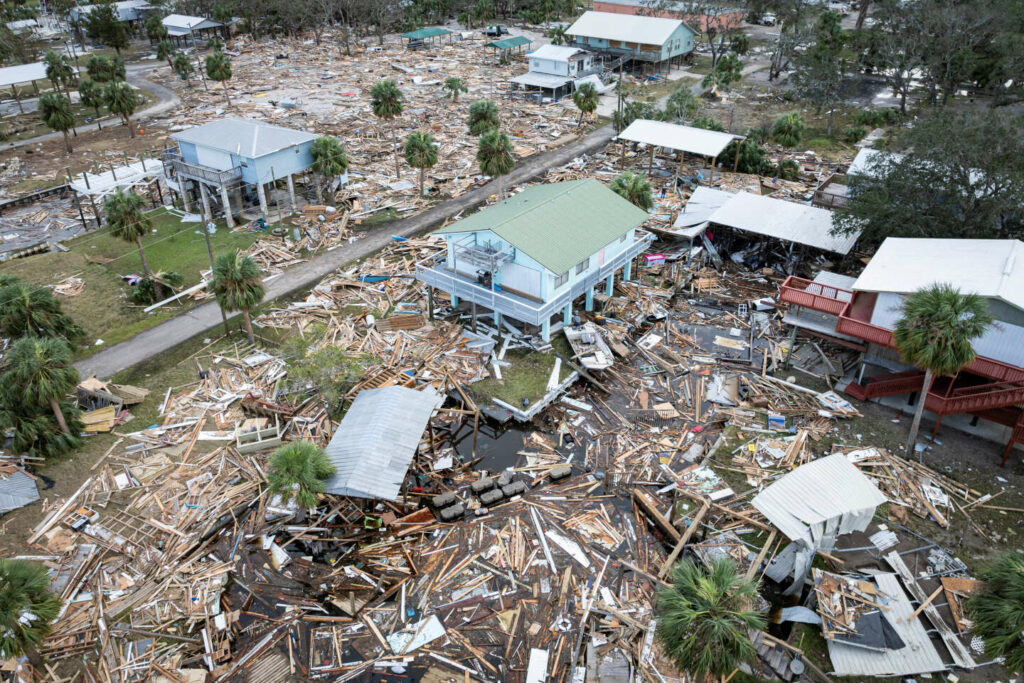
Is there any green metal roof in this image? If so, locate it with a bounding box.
[437,179,649,274]
[401,27,452,40]
[485,35,532,50]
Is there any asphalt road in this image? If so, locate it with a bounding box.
[74,124,617,379]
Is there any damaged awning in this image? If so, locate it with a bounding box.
[511,72,572,89]
[616,119,744,158]
[323,385,442,501]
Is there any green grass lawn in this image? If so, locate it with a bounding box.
[1,88,157,143]
[471,335,574,407]
[0,208,261,354]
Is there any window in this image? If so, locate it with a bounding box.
[575,257,590,275]
[554,271,569,288]
[620,233,628,243]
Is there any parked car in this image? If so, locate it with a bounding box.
[759,12,777,24]
[482,24,509,37]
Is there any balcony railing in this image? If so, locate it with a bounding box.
[778,275,852,316]
[416,234,653,327]
[162,151,242,186]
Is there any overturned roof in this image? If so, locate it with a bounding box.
[617,119,743,158]
[323,386,442,501]
[853,238,1024,312]
[0,470,40,514]
[170,118,317,159]
[568,10,691,45]
[707,191,860,254]
[436,179,650,274]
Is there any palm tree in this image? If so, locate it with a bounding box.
[404,131,438,196]
[173,52,194,86]
[145,13,168,42]
[44,50,74,95]
[477,129,515,198]
[0,279,83,344]
[665,86,697,122]
[207,36,225,53]
[968,552,1024,674]
[0,559,62,669]
[212,251,265,343]
[893,284,992,459]
[370,80,404,180]
[443,76,468,103]
[770,112,805,177]
[104,189,157,291]
[610,171,653,211]
[657,559,765,682]
[310,136,349,204]
[104,81,137,137]
[86,54,115,83]
[78,79,105,130]
[467,98,500,136]
[205,51,233,107]
[38,93,75,154]
[572,82,599,127]
[266,441,336,509]
[156,40,176,69]
[547,24,568,45]
[1,337,78,435]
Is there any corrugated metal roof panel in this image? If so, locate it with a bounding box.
[435,179,650,275]
[171,118,317,159]
[567,11,688,45]
[707,191,860,254]
[0,470,40,513]
[486,36,533,50]
[511,72,571,89]
[323,386,442,501]
[618,119,743,158]
[401,27,452,39]
[828,572,946,677]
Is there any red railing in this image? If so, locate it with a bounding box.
[845,370,926,400]
[778,276,853,316]
[835,315,895,347]
[926,382,1024,414]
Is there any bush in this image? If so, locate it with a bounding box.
[127,271,182,305]
[779,159,800,180]
[691,116,724,132]
[968,552,1024,674]
[854,108,899,128]
[723,136,771,175]
[842,125,867,143]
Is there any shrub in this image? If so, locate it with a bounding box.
[842,125,867,143]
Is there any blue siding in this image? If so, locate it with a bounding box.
[178,141,199,165]
[243,142,315,184]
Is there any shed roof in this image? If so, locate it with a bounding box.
[401,26,452,39]
[617,119,743,158]
[486,35,533,50]
[529,44,587,61]
[853,238,1024,312]
[511,72,571,89]
[162,14,222,32]
[707,191,860,254]
[0,470,40,514]
[436,179,650,274]
[0,61,78,88]
[323,386,442,501]
[170,118,317,158]
[568,10,689,45]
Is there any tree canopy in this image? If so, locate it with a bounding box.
[0,559,62,667]
[467,98,500,136]
[267,441,336,508]
[404,131,438,196]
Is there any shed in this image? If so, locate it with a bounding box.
[486,35,533,60]
[401,26,452,47]
[0,61,77,89]
[706,191,861,255]
[162,14,223,43]
[0,469,40,514]
[616,119,745,181]
[752,454,886,593]
[323,386,442,501]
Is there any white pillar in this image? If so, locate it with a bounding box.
[219,184,235,228]
[286,174,297,212]
[256,181,269,219]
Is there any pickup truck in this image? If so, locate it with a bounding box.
[482,25,509,37]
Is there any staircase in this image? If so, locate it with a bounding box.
[925,380,1024,414]
[845,370,926,401]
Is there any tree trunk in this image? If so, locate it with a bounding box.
[62,130,72,154]
[419,167,425,196]
[855,0,871,30]
[826,108,834,138]
[222,80,231,107]
[243,310,255,344]
[126,113,134,138]
[50,398,71,435]
[220,307,230,336]
[24,643,45,672]
[392,126,400,179]
[905,367,933,460]
[315,173,323,204]
[136,236,152,280]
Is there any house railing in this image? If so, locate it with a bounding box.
[162,151,242,186]
[415,234,653,327]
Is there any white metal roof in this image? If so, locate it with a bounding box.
[828,572,946,677]
[847,147,901,177]
[617,119,743,158]
[323,386,442,501]
[171,118,318,159]
[854,238,1024,312]
[529,44,587,61]
[671,186,732,238]
[0,470,39,513]
[568,10,685,46]
[707,191,860,254]
[511,72,571,88]
[0,62,76,88]
[69,160,165,198]
[162,14,222,32]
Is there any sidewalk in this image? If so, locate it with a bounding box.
[74,124,617,379]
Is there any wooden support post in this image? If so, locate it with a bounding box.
[733,137,742,172]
